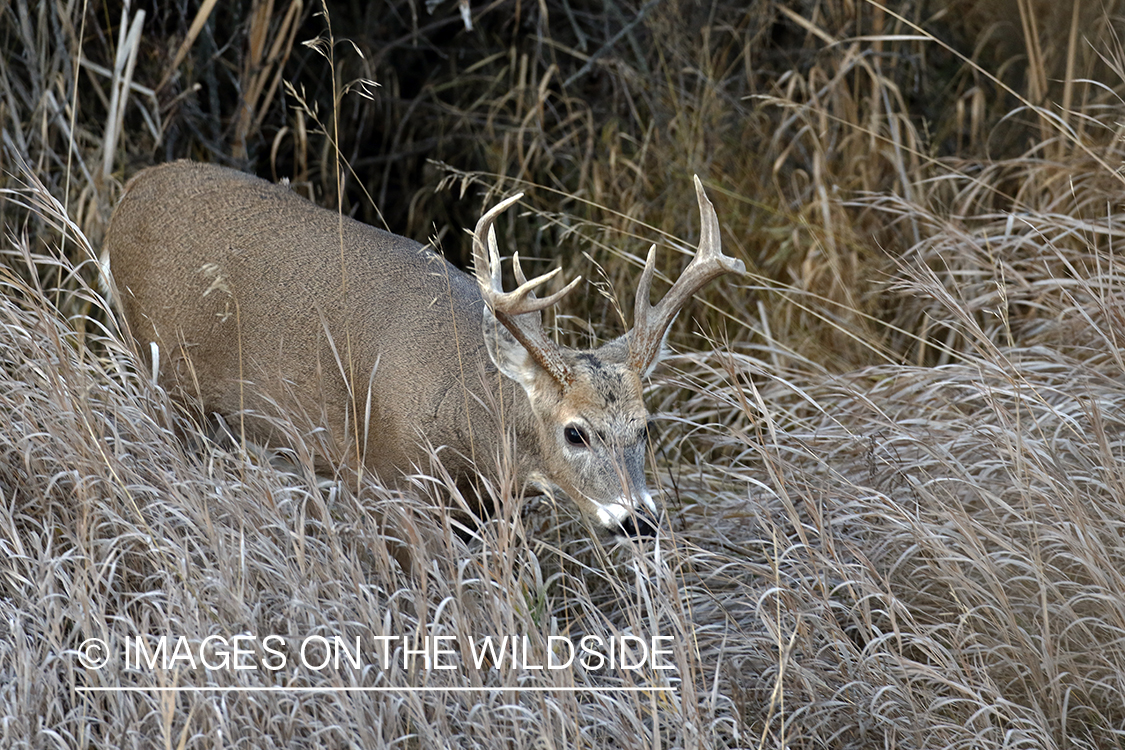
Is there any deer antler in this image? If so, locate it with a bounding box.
[473,193,582,388]
[626,176,745,374]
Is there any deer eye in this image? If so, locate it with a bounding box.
[564,425,590,447]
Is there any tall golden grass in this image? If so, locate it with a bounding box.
[2,0,1124,747]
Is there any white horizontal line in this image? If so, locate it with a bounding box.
[77,686,675,693]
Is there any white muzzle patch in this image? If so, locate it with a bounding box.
[594,492,657,529]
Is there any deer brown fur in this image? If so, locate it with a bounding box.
[103,161,743,537]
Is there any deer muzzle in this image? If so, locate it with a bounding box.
[595,492,661,539]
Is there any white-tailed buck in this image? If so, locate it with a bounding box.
[104,161,743,537]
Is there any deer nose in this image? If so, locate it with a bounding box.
[615,505,661,538]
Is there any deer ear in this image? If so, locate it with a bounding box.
[641,323,673,377]
[605,325,672,378]
[483,307,542,394]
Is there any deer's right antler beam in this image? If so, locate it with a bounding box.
[472,193,579,388]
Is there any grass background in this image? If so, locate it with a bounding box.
[2,0,1125,747]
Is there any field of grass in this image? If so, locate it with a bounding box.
[2,0,1125,747]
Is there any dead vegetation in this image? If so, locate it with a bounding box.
[2,0,1125,747]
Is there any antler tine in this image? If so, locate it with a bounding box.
[627,175,746,374]
[512,251,572,306]
[493,247,582,314]
[472,192,581,388]
[472,192,523,287]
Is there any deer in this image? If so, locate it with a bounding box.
[103,160,743,538]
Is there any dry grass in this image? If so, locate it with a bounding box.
[3,0,1125,747]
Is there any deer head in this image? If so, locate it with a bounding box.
[472,177,744,537]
